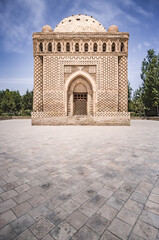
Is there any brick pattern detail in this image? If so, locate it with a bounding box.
[97,91,118,112]
[94,112,130,117]
[33,56,43,111]
[118,56,128,112]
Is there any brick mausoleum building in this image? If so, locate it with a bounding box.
[32,14,130,125]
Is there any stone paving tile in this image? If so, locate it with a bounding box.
[44,197,63,211]
[50,220,76,240]
[0,199,17,214]
[100,230,121,240]
[0,224,17,240]
[71,225,100,240]
[72,192,90,204]
[152,187,159,195]
[79,202,99,217]
[11,214,35,234]
[129,232,145,240]
[97,188,113,199]
[66,210,88,230]
[0,187,4,194]
[0,190,18,201]
[13,192,32,204]
[14,229,37,240]
[139,209,159,228]
[2,182,18,192]
[108,218,132,240]
[133,220,158,240]
[29,194,47,207]
[29,205,51,221]
[0,210,17,228]
[29,217,55,239]
[148,192,159,204]
[106,196,125,210]
[98,204,118,221]
[60,199,80,214]
[12,201,32,217]
[145,200,159,215]
[15,183,31,193]
[135,181,153,197]
[130,192,147,204]
[117,207,138,226]
[86,212,110,235]
[88,194,106,207]
[124,199,143,214]
[47,207,69,225]
[42,234,55,240]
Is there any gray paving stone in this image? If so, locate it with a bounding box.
[29,194,47,207]
[148,192,159,204]
[0,210,17,228]
[66,210,88,230]
[139,209,159,228]
[108,218,132,240]
[0,224,17,240]
[0,187,4,194]
[71,225,100,240]
[12,201,32,217]
[152,187,159,195]
[130,192,147,204]
[72,192,90,204]
[0,199,17,214]
[11,214,35,234]
[117,207,138,226]
[1,190,17,201]
[50,221,76,240]
[29,205,51,221]
[124,199,143,214]
[98,204,118,221]
[13,192,32,204]
[14,229,37,240]
[106,196,125,210]
[100,230,121,240]
[129,232,145,240]
[133,220,158,240]
[145,200,159,215]
[135,181,153,197]
[42,234,55,240]
[79,202,99,217]
[2,183,18,193]
[98,188,113,199]
[88,194,106,207]
[29,217,54,239]
[60,199,80,214]
[47,207,69,225]
[44,197,63,211]
[15,183,31,193]
[86,213,110,235]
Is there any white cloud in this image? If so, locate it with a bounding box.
[0,0,46,53]
[144,42,150,47]
[137,44,142,49]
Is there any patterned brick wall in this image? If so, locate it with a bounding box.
[33,56,43,111]
[118,56,128,112]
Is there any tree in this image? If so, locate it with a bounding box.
[22,90,33,111]
[128,81,133,112]
[141,49,159,115]
[133,86,145,116]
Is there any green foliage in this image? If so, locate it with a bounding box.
[132,86,145,116]
[0,89,33,116]
[141,49,159,115]
[128,82,133,112]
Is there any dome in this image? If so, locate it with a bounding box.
[108,25,119,33]
[54,15,106,33]
[42,25,52,33]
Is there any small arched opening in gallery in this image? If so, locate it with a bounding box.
[57,42,61,52]
[84,43,88,52]
[121,42,124,52]
[93,43,97,52]
[66,42,70,52]
[39,42,43,52]
[112,42,115,52]
[48,43,52,52]
[75,43,79,52]
[103,43,106,52]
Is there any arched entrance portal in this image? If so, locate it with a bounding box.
[67,76,93,116]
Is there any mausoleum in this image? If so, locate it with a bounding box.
[32,14,130,125]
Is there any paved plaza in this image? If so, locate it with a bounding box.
[0,119,159,240]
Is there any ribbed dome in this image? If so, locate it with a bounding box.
[54,15,106,33]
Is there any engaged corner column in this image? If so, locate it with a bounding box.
[33,56,43,112]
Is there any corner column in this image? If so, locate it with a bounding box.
[33,56,43,112]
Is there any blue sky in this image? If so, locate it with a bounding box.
[0,0,159,94]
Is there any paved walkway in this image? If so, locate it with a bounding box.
[0,120,159,240]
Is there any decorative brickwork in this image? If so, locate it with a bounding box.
[118,56,128,112]
[33,56,43,111]
[32,14,130,125]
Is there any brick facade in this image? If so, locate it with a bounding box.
[32,15,130,125]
